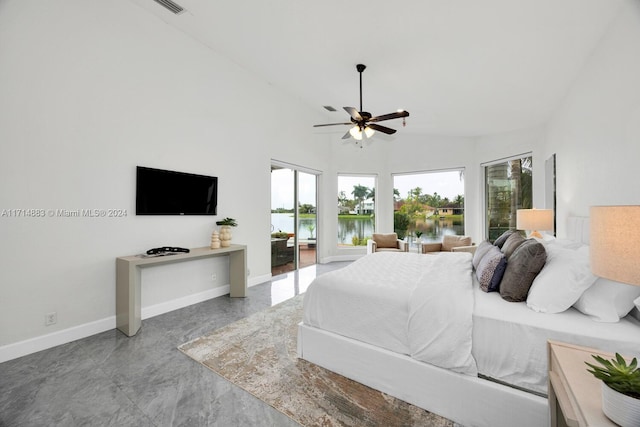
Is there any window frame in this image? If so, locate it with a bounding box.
[481,153,533,241]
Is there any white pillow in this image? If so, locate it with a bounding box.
[526,245,597,313]
[573,278,640,322]
[544,238,585,250]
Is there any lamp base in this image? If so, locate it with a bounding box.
[528,230,543,239]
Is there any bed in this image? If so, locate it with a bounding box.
[297,218,640,427]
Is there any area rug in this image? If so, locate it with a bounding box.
[178,294,455,427]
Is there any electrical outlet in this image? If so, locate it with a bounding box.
[211,273,217,282]
[45,312,57,326]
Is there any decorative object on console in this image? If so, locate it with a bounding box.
[585,352,640,426]
[516,208,554,238]
[216,217,237,248]
[210,229,220,249]
[145,246,190,256]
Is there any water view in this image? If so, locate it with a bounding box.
[271,213,464,245]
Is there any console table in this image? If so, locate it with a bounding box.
[116,244,247,337]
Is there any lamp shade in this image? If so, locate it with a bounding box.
[590,205,640,286]
[516,209,554,238]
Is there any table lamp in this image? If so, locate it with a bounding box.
[516,209,554,239]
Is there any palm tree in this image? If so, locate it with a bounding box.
[352,184,370,215]
[409,187,423,201]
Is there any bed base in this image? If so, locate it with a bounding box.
[297,323,548,427]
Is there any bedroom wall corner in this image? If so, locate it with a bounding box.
[544,0,640,238]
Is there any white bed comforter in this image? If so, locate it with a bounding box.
[303,251,477,375]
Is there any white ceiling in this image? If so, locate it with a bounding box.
[128,0,623,137]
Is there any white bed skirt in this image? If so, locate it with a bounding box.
[297,322,549,427]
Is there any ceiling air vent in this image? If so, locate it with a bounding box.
[323,106,337,112]
[152,0,185,14]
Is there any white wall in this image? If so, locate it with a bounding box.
[386,133,480,242]
[543,0,640,237]
[0,0,331,356]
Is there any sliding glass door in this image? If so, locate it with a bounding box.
[271,162,318,275]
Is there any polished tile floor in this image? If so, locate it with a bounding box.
[0,262,351,427]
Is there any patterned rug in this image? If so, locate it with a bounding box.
[178,294,455,427]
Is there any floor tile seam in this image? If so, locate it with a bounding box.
[111,375,160,427]
[75,341,160,427]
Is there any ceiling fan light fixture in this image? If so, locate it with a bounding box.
[349,126,363,140]
[364,126,375,138]
[349,125,375,141]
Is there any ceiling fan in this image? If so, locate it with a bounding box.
[313,64,409,141]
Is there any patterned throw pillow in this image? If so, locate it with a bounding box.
[476,246,507,292]
[472,240,493,270]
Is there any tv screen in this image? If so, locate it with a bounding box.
[136,166,218,215]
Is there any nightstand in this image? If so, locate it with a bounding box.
[548,340,617,427]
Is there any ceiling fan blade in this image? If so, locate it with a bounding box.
[313,122,352,127]
[369,110,410,123]
[341,130,352,140]
[367,123,397,135]
[344,107,363,121]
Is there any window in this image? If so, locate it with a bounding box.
[392,169,465,243]
[337,175,376,247]
[484,155,533,241]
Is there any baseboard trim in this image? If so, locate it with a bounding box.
[1,279,268,363]
[249,273,272,287]
[141,285,230,319]
[321,254,363,263]
[0,316,116,364]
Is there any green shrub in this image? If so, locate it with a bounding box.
[394,211,410,239]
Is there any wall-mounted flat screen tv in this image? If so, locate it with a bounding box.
[136,166,217,215]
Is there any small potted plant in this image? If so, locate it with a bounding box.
[586,352,640,426]
[216,217,237,247]
[415,230,423,243]
[216,217,237,227]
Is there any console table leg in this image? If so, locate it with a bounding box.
[116,259,141,336]
[229,249,247,297]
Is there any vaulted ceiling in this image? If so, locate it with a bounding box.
[129,0,624,137]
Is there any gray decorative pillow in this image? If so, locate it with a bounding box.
[501,232,525,260]
[499,239,547,302]
[476,246,506,292]
[472,240,493,270]
[493,230,515,249]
